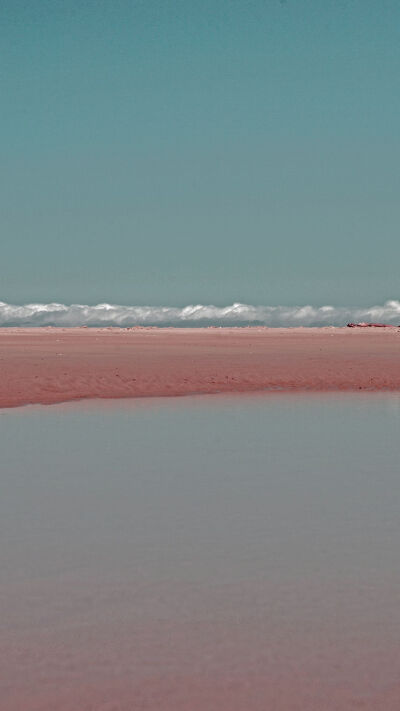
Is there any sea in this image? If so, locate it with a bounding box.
[0,299,400,327]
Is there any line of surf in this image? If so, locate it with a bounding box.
[1,300,400,327]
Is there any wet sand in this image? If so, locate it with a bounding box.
[2,396,400,710]
[1,326,400,408]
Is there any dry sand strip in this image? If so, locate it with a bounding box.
[1,326,400,408]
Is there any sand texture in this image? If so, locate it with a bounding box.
[1,326,400,408]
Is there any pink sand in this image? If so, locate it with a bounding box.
[1,327,400,408]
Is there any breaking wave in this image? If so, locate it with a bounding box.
[1,300,400,327]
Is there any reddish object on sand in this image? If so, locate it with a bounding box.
[347,322,396,328]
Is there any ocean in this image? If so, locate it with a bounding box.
[1,299,400,327]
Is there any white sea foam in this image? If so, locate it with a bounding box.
[0,300,400,327]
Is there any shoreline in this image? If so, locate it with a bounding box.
[1,326,400,409]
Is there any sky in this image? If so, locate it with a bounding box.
[1,0,399,307]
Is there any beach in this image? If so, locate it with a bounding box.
[1,326,400,408]
[2,395,400,710]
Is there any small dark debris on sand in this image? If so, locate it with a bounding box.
[347,323,397,328]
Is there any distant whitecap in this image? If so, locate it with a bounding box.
[0,300,399,327]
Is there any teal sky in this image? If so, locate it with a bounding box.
[2,0,399,306]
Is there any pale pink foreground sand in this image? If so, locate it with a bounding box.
[1,327,400,408]
[2,574,400,711]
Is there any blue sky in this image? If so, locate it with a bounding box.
[1,0,399,306]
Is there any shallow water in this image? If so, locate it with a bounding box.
[1,394,400,710]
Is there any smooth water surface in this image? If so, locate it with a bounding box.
[1,395,400,710]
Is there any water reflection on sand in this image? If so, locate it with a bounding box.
[1,394,400,710]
